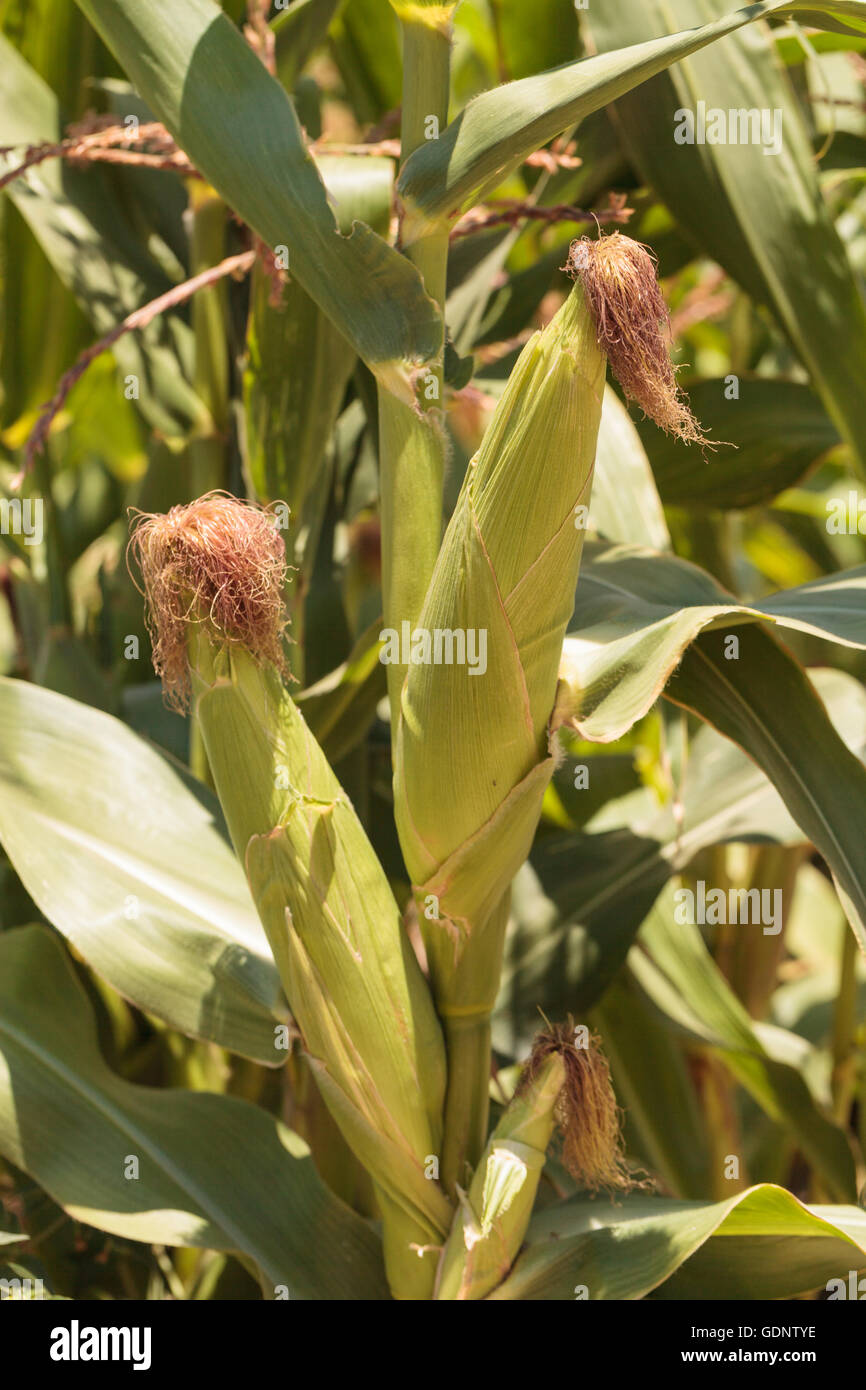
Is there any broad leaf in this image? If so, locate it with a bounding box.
[667,624,866,953]
[73,0,440,396]
[0,926,388,1299]
[490,1183,866,1299]
[565,543,866,742]
[0,37,205,438]
[590,388,671,550]
[631,895,856,1202]
[0,677,284,1064]
[397,1,866,236]
[641,379,842,510]
[590,969,713,1199]
[496,669,866,1042]
[272,0,341,90]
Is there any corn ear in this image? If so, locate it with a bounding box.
[435,1053,564,1300]
[436,1020,632,1299]
[395,280,604,947]
[392,281,606,1180]
[189,633,451,1298]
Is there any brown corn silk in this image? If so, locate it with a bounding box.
[519,1020,633,1192]
[568,232,708,446]
[128,490,289,711]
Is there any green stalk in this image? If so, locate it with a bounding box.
[188,187,230,496]
[378,2,453,721]
[832,923,858,1124]
[188,186,230,785]
[439,1015,491,1191]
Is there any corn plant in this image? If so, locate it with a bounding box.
[1,0,866,1303]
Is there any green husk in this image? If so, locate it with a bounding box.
[435,1022,632,1299]
[392,280,607,1184]
[190,633,451,1299]
[435,1053,563,1300]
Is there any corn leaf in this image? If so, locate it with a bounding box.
[397,0,866,235]
[491,0,580,79]
[73,0,440,395]
[496,668,866,1041]
[591,971,713,1199]
[0,925,389,1299]
[630,894,857,1203]
[244,156,392,516]
[590,387,671,550]
[566,543,866,742]
[666,623,866,953]
[329,0,402,121]
[0,678,284,1064]
[640,379,841,510]
[0,37,205,437]
[489,1183,866,1299]
[586,0,866,475]
[272,0,341,90]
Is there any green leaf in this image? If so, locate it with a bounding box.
[397,0,866,236]
[489,1183,866,1299]
[641,379,842,510]
[666,624,866,954]
[590,387,671,549]
[0,925,388,1299]
[590,969,713,1199]
[328,0,402,122]
[493,0,580,79]
[272,0,341,90]
[496,668,866,1041]
[0,37,205,438]
[243,157,392,518]
[0,677,284,1064]
[565,542,866,743]
[586,0,866,476]
[73,0,439,396]
[632,895,857,1202]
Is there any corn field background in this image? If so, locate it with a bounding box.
[2,0,866,1311]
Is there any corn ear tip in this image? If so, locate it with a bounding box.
[126,490,292,710]
[521,1015,650,1196]
[565,231,714,453]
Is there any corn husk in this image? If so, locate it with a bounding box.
[391,282,606,1179]
[434,1053,563,1300]
[435,1022,632,1299]
[395,280,604,941]
[190,634,451,1298]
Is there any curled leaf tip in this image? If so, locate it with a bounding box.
[127,491,290,710]
[520,1017,641,1193]
[567,232,709,447]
